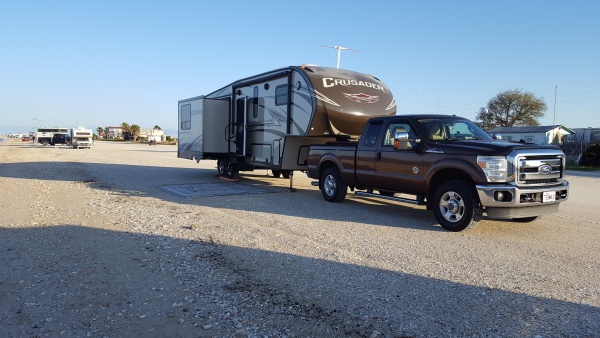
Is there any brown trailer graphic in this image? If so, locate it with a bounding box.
[178,65,396,179]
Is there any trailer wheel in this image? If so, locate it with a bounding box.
[432,180,482,232]
[217,159,227,176]
[42,140,48,146]
[226,165,239,180]
[320,167,347,203]
[271,170,281,178]
[281,170,291,179]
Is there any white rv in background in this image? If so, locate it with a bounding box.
[178,65,396,179]
[70,127,93,149]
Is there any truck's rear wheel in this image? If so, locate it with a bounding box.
[433,180,482,232]
[320,167,347,202]
[271,170,281,178]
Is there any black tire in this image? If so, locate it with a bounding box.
[42,140,48,146]
[281,170,291,179]
[225,164,239,179]
[320,167,347,202]
[512,216,540,223]
[271,170,281,178]
[432,180,482,232]
[217,158,227,176]
[379,190,395,197]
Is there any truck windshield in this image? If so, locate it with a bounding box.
[418,118,492,141]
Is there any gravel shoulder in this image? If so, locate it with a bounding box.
[1,139,599,337]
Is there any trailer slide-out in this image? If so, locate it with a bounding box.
[177,65,396,179]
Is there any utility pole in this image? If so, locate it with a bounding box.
[321,46,360,68]
[553,85,557,125]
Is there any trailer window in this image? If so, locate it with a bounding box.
[180,104,191,130]
[275,84,288,106]
[253,86,259,118]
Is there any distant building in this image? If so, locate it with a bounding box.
[139,128,164,142]
[564,128,600,144]
[107,126,124,139]
[487,125,575,145]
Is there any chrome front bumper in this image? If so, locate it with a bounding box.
[476,181,569,219]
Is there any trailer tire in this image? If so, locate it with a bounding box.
[42,140,48,146]
[226,165,239,180]
[217,159,227,176]
[271,170,281,178]
[282,170,291,179]
[432,180,482,232]
[320,167,347,203]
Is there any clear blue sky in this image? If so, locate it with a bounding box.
[1,0,599,136]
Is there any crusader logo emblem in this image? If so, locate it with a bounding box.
[343,93,380,103]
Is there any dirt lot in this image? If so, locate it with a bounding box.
[1,139,599,337]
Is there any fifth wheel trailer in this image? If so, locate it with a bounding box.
[178,65,396,178]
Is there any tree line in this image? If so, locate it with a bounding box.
[95,123,162,140]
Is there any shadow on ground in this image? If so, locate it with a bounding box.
[0,225,598,337]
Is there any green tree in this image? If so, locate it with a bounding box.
[130,124,141,141]
[475,89,546,129]
[104,127,109,139]
[120,122,130,134]
[153,125,162,130]
[96,127,104,138]
[120,122,131,140]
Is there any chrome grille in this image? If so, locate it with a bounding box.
[516,154,564,186]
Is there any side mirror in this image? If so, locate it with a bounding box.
[394,131,416,150]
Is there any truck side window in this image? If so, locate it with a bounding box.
[362,123,381,147]
[383,123,413,149]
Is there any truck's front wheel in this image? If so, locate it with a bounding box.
[321,167,347,202]
[432,180,482,232]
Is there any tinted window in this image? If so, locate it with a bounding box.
[180,104,191,130]
[362,123,381,147]
[275,84,287,106]
[383,123,413,148]
[253,86,259,118]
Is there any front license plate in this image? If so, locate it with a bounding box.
[543,191,556,203]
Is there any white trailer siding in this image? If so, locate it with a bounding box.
[178,96,229,160]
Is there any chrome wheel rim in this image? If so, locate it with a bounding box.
[323,175,336,197]
[439,191,465,223]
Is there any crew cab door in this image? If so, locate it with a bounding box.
[374,120,425,194]
[355,121,383,187]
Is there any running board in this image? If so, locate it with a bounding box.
[355,191,424,205]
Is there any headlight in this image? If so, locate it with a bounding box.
[477,156,507,182]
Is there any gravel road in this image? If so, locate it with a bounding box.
[1,139,599,337]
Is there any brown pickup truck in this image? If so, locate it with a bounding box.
[306,114,569,231]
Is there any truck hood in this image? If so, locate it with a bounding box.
[430,140,562,156]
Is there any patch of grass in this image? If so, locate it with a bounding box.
[566,165,600,171]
